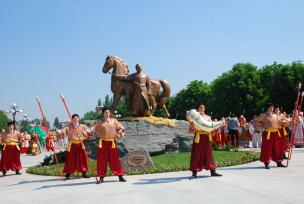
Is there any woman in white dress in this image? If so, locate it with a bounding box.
[294,112,304,147]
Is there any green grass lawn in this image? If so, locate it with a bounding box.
[26,150,260,177]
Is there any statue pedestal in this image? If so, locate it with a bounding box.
[84,120,194,158]
[120,149,155,171]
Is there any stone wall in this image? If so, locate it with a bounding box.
[84,120,194,159]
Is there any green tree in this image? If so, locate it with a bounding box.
[81,111,96,121]
[210,63,264,119]
[53,117,62,129]
[259,61,304,113]
[20,120,32,132]
[103,94,113,108]
[0,111,9,130]
[97,98,102,106]
[154,107,167,118]
[168,80,211,120]
[115,96,129,118]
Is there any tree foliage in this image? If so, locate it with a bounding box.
[210,63,265,118]
[168,61,304,120]
[168,80,211,120]
[103,94,112,108]
[53,117,62,129]
[0,112,9,130]
[81,95,129,120]
[81,111,96,121]
[115,96,129,118]
[97,98,102,106]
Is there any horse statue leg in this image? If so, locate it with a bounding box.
[111,93,121,113]
[149,95,157,116]
[157,80,171,118]
[161,104,171,118]
[149,79,171,118]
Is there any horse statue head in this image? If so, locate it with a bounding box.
[102,55,129,76]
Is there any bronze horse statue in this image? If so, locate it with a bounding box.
[102,55,171,117]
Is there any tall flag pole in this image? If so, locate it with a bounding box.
[36,96,64,180]
[287,83,301,167]
[299,91,304,111]
[59,93,98,183]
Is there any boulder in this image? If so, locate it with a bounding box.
[84,120,194,159]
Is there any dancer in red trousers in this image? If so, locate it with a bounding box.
[255,103,287,169]
[56,114,92,180]
[273,105,291,160]
[0,121,23,176]
[46,131,55,152]
[188,103,222,179]
[90,107,126,184]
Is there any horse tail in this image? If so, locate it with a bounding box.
[158,80,171,105]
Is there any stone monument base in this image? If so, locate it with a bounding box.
[120,149,155,171]
[84,119,193,159]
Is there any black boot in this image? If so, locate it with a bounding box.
[82,172,90,178]
[15,170,21,175]
[2,171,6,177]
[277,162,287,168]
[118,175,126,182]
[189,171,197,180]
[265,163,270,169]
[96,177,104,184]
[211,170,222,177]
[63,173,70,181]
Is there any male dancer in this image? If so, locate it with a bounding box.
[255,103,286,169]
[56,114,92,180]
[0,121,23,176]
[188,103,222,179]
[273,105,291,160]
[90,107,126,184]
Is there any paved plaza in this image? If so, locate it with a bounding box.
[0,149,303,204]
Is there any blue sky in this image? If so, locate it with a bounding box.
[0,0,303,124]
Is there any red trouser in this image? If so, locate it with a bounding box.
[0,145,22,172]
[278,128,288,154]
[190,133,217,171]
[213,133,222,146]
[20,147,29,154]
[220,129,226,146]
[260,131,282,164]
[63,143,88,174]
[97,140,124,177]
[46,137,55,152]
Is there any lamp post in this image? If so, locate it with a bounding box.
[22,114,32,131]
[8,103,23,122]
[114,110,121,118]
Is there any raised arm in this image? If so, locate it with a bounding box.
[188,122,198,133]
[81,124,96,140]
[17,132,24,143]
[56,127,68,139]
[254,114,263,129]
[115,119,125,138]
[279,114,292,127]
